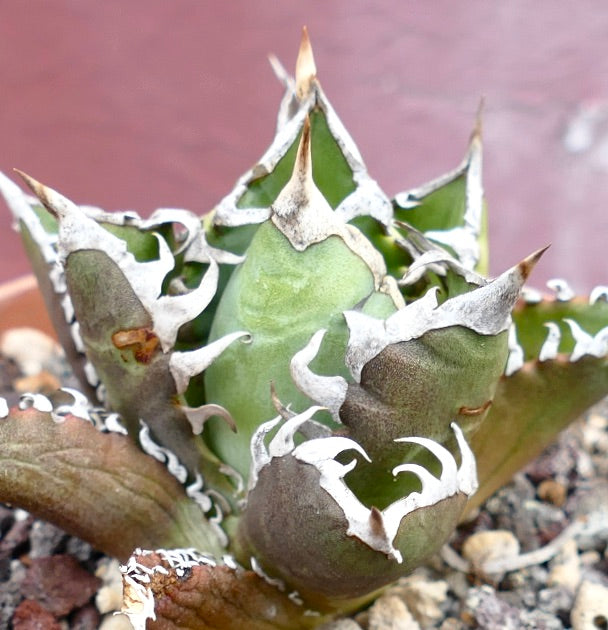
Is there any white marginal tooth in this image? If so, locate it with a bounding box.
[49,264,66,293]
[547,278,575,302]
[186,473,213,513]
[398,250,484,287]
[169,331,251,394]
[539,322,562,361]
[505,323,525,376]
[249,416,283,490]
[61,294,75,322]
[144,208,243,266]
[391,463,443,495]
[181,403,236,435]
[521,286,543,304]
[218,463,244,495]
[96,383,107,403]
[452,422,478,496]
[70,321,85,353]
[268,53,295,91]
[290,330,348,421]
[103,413,128,435]
[0,397,9,418]
[84,361,99,387]
[18,393,53,413]
[293,435,371,467]
[138,421,188,484]
[268,406,327,459]
[590,285,608,304]
[394,436,458,490]
[184,237,245,266]
[566,318,593,362]
[56,388,92,421]
[153,258,219,352]
[565,319,608,362]
[142,208,200,255]
[251,557,287,592]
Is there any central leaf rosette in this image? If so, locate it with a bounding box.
[202,112,538,599]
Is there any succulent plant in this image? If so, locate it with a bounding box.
[1,28,607,629]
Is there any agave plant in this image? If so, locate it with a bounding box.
[1,29,607,629]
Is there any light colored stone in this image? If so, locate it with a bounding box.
[367,595,421,630]
[461,530,520,580]
[571,580,608,630]
[0,327,63,376]
[393,575,448,626]
[95,558,124,614]
[548,539,581,592]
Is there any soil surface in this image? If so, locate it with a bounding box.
[1,334,607,630]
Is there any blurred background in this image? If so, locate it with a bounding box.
[1,1,607,291]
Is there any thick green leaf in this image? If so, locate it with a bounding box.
[236,110,356,211]
[469,354,608,513]
[0,405,223,560]
[468,295,608,511]
[204,221,381,478]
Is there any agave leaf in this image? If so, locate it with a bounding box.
[468,292,608,511]
[469,355,608,513]
[14,174,249,505]
[212,28,391,233]
[393,108,487,274]
[0,398,224,560]
[203,120,399,478]
[238,413,476,607]
[295,252,541,508]
[121,549,324,630]
[0,172,99,400]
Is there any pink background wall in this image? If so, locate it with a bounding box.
[1,2,607,292]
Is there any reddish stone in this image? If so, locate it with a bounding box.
[21,555,100,617]
[70,604,102,630]
[12,599,61,630]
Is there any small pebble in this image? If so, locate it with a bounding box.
[14,370,61,394]
[367,595,420,630]
[538,479,567,507]
[548,539,581,592]
[95,558,124,614]
[463,585,521,629]
[393,574,447,626]
[461,530,520,580]
[29,520,66,558]
[22,555,100,617]
[571,580,608,630]
[537,585,574,617]
[12,599,61,630]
